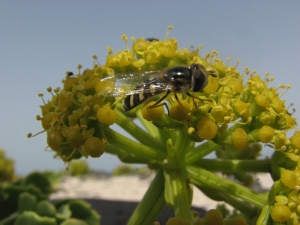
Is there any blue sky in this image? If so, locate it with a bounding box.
[0,1,299,175]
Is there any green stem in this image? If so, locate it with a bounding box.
[256,205,271,225]
[115,108,163,149]
[194,159,271,173]
[187,166,267,209]
[184,141,219,165]
[136,110,160,139]
[104,128,167,162]
[165,168,193,224]
[105,144,149,164]
[197,185,257,217]
[174,130,194,159]
[166,131,195,169]
[127,169,166,225]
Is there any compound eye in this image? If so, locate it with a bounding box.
[191,64,209,92]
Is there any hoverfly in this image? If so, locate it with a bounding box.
[99,64,216,113]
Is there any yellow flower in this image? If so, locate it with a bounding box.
[197,117,218,140]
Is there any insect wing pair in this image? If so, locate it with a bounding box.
[99,64,211,111]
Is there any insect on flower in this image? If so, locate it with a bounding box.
[99,64,216,114]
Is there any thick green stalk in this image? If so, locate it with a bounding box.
[187,166,267,208]
[115,108,163,149]
[184,141,219,165]
[104,128,167,162]
[197,185,257,217]
[127,169,166,225]
[256,205,271,225]
[136,110,160,139]
[194,159,271,173]
[165,168,193,224]
[105,144,149,164]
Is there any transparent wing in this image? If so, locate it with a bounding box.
[98,70,169,97]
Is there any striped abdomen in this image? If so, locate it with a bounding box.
[123,77,167,111]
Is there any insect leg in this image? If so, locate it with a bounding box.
[186,92,212,107]
[149,90,171,107]
[147,90,171,114]
[174,93,198,130]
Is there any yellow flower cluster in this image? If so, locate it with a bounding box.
[28,27,298,162]
[28,26,299,223]
[28,64,117,160]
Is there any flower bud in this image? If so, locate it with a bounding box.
[197,117,218,140]
[258,125,274,143]
[271,204,291,222]
[169,100,191,121]
[232,128,248,150]
[84,137,105,158]
[97,106,117,125]
[142,102,164,121]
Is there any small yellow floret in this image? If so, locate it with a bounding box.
[271,98,285,113]
[232,216,248,225]
[169,100,191,121]
[47,130,63,150]
[58,92,74,110]
[258,125,274,143]
[255,94,270,108]
[97,106,117,125]
[232,128,248,150]
[197,117,218,140]
[95,80,115,95]
[281,170,298,189]
[142,102,164,121]
[205,209,223,225]
[166,217,186,225]
[291,131,300,149]
[274,132,287,150]
[233,100,250,119]
[132,38,149,54]
[84,137,105,158]
[227,78,244,93]
[63,76,79,90]
[271,204,291,222]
